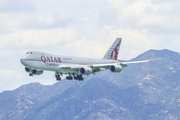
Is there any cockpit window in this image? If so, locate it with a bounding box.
[26,52,33,54]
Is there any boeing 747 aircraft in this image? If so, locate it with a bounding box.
[20,38,161,81]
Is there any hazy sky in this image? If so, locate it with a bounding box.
[0,0,180,92]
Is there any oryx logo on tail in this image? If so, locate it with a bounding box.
[110,40,121,60]
[103,38,122,60]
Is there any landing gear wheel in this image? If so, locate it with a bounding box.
[78,75,83,81]
[79,78,83,81]
[55,74,61,81]
[29,73,33,76]
[66,76,73,80]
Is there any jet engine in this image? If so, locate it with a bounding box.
[31,69,44,75]
[25,67,43,75]
[80,67,92,75]
[110,65,122,73]
[25,67,31,73]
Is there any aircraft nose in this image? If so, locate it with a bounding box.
[20,59,23,64]
[20,59,26,66]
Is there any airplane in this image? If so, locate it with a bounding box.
[20,38,161,81]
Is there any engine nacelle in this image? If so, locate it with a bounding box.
[31,69,44,75]
[25,67,31,73]
[80,67,92,75]
[110,65,122,73]
[25,67,43,75]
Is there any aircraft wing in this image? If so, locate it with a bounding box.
[56,63,120,74]
[57,58,162,68]
[57,63,118,69]
[56,58,162,74]
[121,58,162,65]
[90,58,162,69]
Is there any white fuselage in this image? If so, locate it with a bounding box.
[20,38,160,81]
[20,51,118,72]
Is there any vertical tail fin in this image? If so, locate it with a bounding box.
[103,38,122,60]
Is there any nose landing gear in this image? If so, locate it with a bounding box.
[29,73,33,76]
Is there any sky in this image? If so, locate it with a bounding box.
[0,0,180,92]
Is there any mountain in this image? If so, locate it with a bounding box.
[0,49,180,120]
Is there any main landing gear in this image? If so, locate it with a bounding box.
[55,73,84,81]
[66,73,83,81]
[55,74,61,81]
[66,76,73,80]
[66,74,83,81]
[74,74,83,81]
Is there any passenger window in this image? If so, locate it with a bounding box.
[30,52,33,54]
[26,52,29,54]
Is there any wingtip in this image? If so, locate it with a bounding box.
[149,58,163,62]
